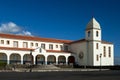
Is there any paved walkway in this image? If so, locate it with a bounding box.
[31,69,109,72]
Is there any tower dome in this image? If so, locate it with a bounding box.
[86,17,101,30]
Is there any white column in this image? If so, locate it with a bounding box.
[21,55,23,64]
[66,56,68,65]
[33,55,36,65]
[7,54,10,64]
[45,56,47,65]
[56,56,58,65]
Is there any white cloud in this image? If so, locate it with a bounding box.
[22,31,32,36]
[0,22,32,36]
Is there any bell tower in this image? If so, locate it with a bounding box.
[85,17,102,66]
[85,17,101,41]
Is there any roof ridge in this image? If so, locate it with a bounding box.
[69,38,86,44]
[102,40,113,44]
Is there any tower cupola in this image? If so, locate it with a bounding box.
[86,17,101,30]
[85,18,101,41]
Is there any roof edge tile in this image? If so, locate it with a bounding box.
[0,33,72,43]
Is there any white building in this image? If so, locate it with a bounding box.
[0,18,114,66]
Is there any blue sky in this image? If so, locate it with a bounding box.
[0,0,120,64]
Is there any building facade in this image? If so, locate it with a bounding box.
[0,18,114,66]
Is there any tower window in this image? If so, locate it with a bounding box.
[108,47,111,57]
[96,31,99,37]
[88,31,90,37]
[96,55,99,61]
[96,43,99,49]
[103,46,106,57]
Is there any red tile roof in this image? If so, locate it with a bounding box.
[101,40,113,44]
[0,33,72,43]
[69,39,113,44]
[0,33,113,45]
[69,39,86,44]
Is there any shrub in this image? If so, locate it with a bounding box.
[0,61,7,69]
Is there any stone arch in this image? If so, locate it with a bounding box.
[47,55,56,64]
[23,54,31,64]
[10,53,21,64]
[58,56,66,64]
[36,55,45,65]
[68,56,75,64]
[0,52,7,63]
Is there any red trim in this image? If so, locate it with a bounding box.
[0,46,34,51]
[46,50,71,53]
[0,46,71,53]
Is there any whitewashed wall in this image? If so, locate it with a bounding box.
[70,41,87,65]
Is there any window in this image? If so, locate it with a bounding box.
[60,45,63,50]
[64,45,68,51]
[13,41,18,47]
[0,54,7,60]
[1,40,4,44]
[23,42,28,48]
[96,31,99,37]
[6,40,10,45]
[108,47,111,57]
[2,54,7,60]
[56,45,58,48]
[49,44,53,50]
[103,46,106,57]
[39,48,42,53]
[96,43,99,49]
[88,31,90,37]
[31,42,34,47]
[41,43,45,49]
[96,55,99,61]
[12,54,19,60]
[35,43,38,47]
